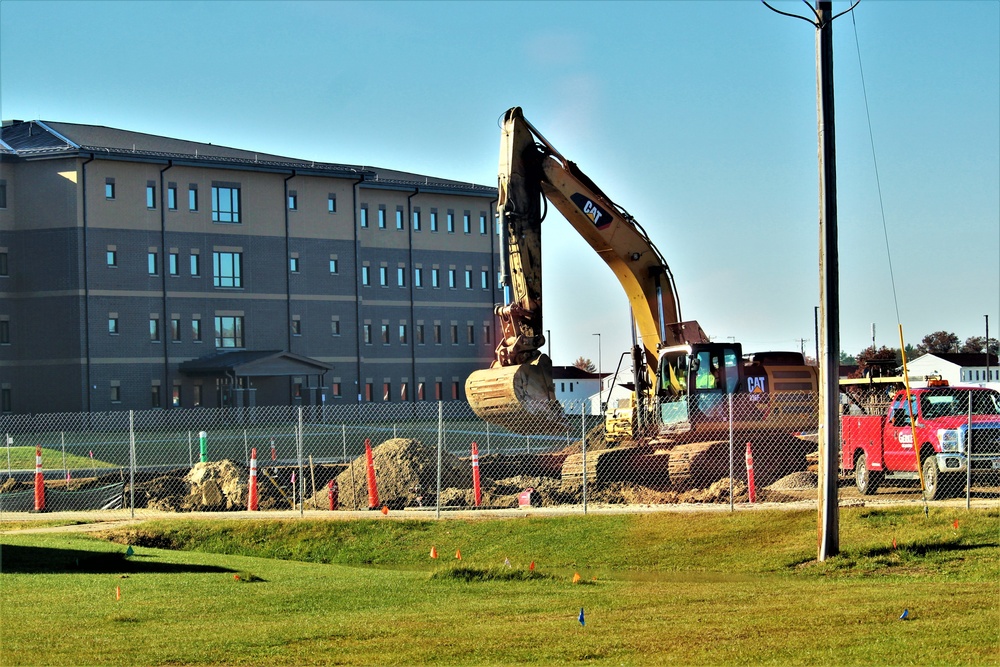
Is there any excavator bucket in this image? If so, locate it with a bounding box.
[465,356,568,434]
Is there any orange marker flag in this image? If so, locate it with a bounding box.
[381,506,388,515]
[529,561,536,571]
[430,546,438,559]
[115,586,121,601]
[572,572,581,583]
[953,519,959,529]
[892,537,897,550]
[455,549,462,560]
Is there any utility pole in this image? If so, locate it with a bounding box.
[986,315,991,382]
[764,0,857,561]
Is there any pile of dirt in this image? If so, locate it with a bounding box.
[0,478,32,493]
[135,461,248,512]
[766,472,818,491]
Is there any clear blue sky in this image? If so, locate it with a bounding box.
[2,1,997,368]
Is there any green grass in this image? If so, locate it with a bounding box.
[2,446,118,470]
[1,507,998,666]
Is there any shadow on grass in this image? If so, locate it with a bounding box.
[0,544,237,575]
[787,539,999,568]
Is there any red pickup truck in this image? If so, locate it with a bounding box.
[841,385,1000,500]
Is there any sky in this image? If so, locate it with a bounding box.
[1,0,997,370]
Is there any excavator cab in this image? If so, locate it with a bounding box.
[657,343,742,428]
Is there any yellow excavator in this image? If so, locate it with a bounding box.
[466,107,817,486]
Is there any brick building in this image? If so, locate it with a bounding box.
[0,120,500,413]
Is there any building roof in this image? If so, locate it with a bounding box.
[0,119,496,197]
[551,365,607,380]
[178,350,333,377]
[911,352,999,367]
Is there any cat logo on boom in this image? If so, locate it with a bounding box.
[570,193,611,229]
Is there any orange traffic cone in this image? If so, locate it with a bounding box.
[430,546,438,559]
[455,549,462,560]
[33,446,45,512]
[247,447,259,511]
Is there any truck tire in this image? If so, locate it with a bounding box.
[921,456,958,500]
[854,452,881,495]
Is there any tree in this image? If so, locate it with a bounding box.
[839,350,856,365]
[573,357,597,373]
[851,345,900,379]
[915,331,960,356]
[960,336,1000,355]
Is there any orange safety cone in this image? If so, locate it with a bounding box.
[455,549,462,560]
[33,446,45,512]
[745,441,757,503]
[430,546,438,559]
[471,441,482,507]
[247,447,259,511]
[364,439,379,509]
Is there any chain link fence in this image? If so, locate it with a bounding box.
[2,389,997,516]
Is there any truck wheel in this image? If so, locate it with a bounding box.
[922,456,953,500]
[854,452,881,495]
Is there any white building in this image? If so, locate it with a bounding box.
[552,366,606,414]
[906,352,999,386]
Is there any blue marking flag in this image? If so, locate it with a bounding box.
[578,608,585,627]
[899,609,909,620]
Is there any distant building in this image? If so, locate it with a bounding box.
[906,352,1000,387]
[552,365,606,413]
[0,119,500,413]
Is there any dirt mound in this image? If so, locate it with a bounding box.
[767,472,818,491]
[322,438,470,510]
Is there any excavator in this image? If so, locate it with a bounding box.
[466,107,817,487]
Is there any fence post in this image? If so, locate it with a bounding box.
[344,424,357,510]
[61,432,68,488]
[6,433,11,479]
[187,430,192,467]
[298,407,304,517]
[967,392,972,510]
[129,410,136,519]
[243,429,249,466]
[581,403,587,515]
[728,393,734,512]
[436,401,442,519]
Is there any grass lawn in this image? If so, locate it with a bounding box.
[1,506,998,665]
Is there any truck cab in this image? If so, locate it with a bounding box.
[842,385,1000,499]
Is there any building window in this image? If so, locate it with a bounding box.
[464,270,472,289]
[192,318,202,341]
[378,206,386,229]
[451,324,459,345]
[467,324,475,344]
[331,382,341,398]
[447,210,455,233]
[189,185,198,211]
[365,382,374,402]
[110,385,120,403]
[396,206,403,230]
[383,383,392,402]
[108,317,118,335]
[431,268,440,288]
[397,267,406,287]
[418,382,426,401]
[0,319,9,345]
[0,252,6,276]
[171,318,181,342]
[190,253,200,276]
[214,315,244,348]
[290,257,300,273]
[0,181,6,209]
[435,381,443,400]
[414,268,423,288]
[213,252,243,288]
[399,324,407,345]
[292,319,301,336]
[463,211,471,234]
[360,205,368,228]
[150,317,160,342]
[328,193,337,213]
[212,185,240,223]
[453,382,460,400]
[379,266,388,287]
[362,266,371,286]
[331,318,341,336]
[288,191,298,211]
[430,209,438,232]
[412,208,421,231]
[434,324,442,345]
[172,385,181,407]
[483,323,491,344]
[479,212,488,235]
[105,178,115,200]
[448,269,456,289]
[167,185,177,210]
[169,253,179,276]
[151,384,161,409]
[146,183,156,209]
[363,324,373,345]
[481,270,489,290]
[193,384,202,407]
[381,324,390,344]
[329,257,339,274]
[416,324,425,345]
[148,251,158,275]
[106,250,117,267]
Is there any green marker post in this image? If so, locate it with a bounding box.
[199,430,208,463]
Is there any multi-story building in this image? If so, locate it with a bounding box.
[0,119,500,414]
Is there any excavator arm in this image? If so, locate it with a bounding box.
[466,107,706,434]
